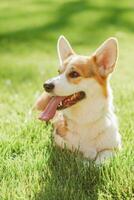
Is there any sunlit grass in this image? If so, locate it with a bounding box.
[0,0,134,199]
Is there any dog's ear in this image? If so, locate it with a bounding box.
[57,35,74,65]
[93,37,118,77]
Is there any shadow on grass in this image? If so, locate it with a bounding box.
[0,0,134,50]
[35,144,101,200]
[0,1,89,45]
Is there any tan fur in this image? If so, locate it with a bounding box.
[54,113,68,137]
[68,56,92,77]
[64,55,108,96]
[66,56,93,84]
[91,56,108,97]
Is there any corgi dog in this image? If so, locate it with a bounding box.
[35,36,121,164]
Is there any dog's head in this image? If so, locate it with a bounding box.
[36,36,118,121]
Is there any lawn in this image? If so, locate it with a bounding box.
[0,0,134,199]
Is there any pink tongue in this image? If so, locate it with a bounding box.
[39,96,65,121]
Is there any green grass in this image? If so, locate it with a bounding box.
[0,0,134,199]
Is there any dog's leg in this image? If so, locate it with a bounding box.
[34,92,51,111]
[53,113,75,151]
[95,149,114,165]
[53,133,69,148]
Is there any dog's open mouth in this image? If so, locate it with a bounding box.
[57,91,85,110]
[39,91,85,121]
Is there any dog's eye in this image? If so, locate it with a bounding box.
[69,71,80,78]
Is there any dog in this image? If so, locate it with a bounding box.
[35,36,121,164]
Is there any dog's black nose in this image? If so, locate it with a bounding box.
[43,82,55,92]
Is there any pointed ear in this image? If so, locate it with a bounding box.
[94,37,118,77]
[57,35,74,65]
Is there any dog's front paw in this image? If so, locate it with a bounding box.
[95,150,114,165]
[53,132,75,151]
[83,149,97,160]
